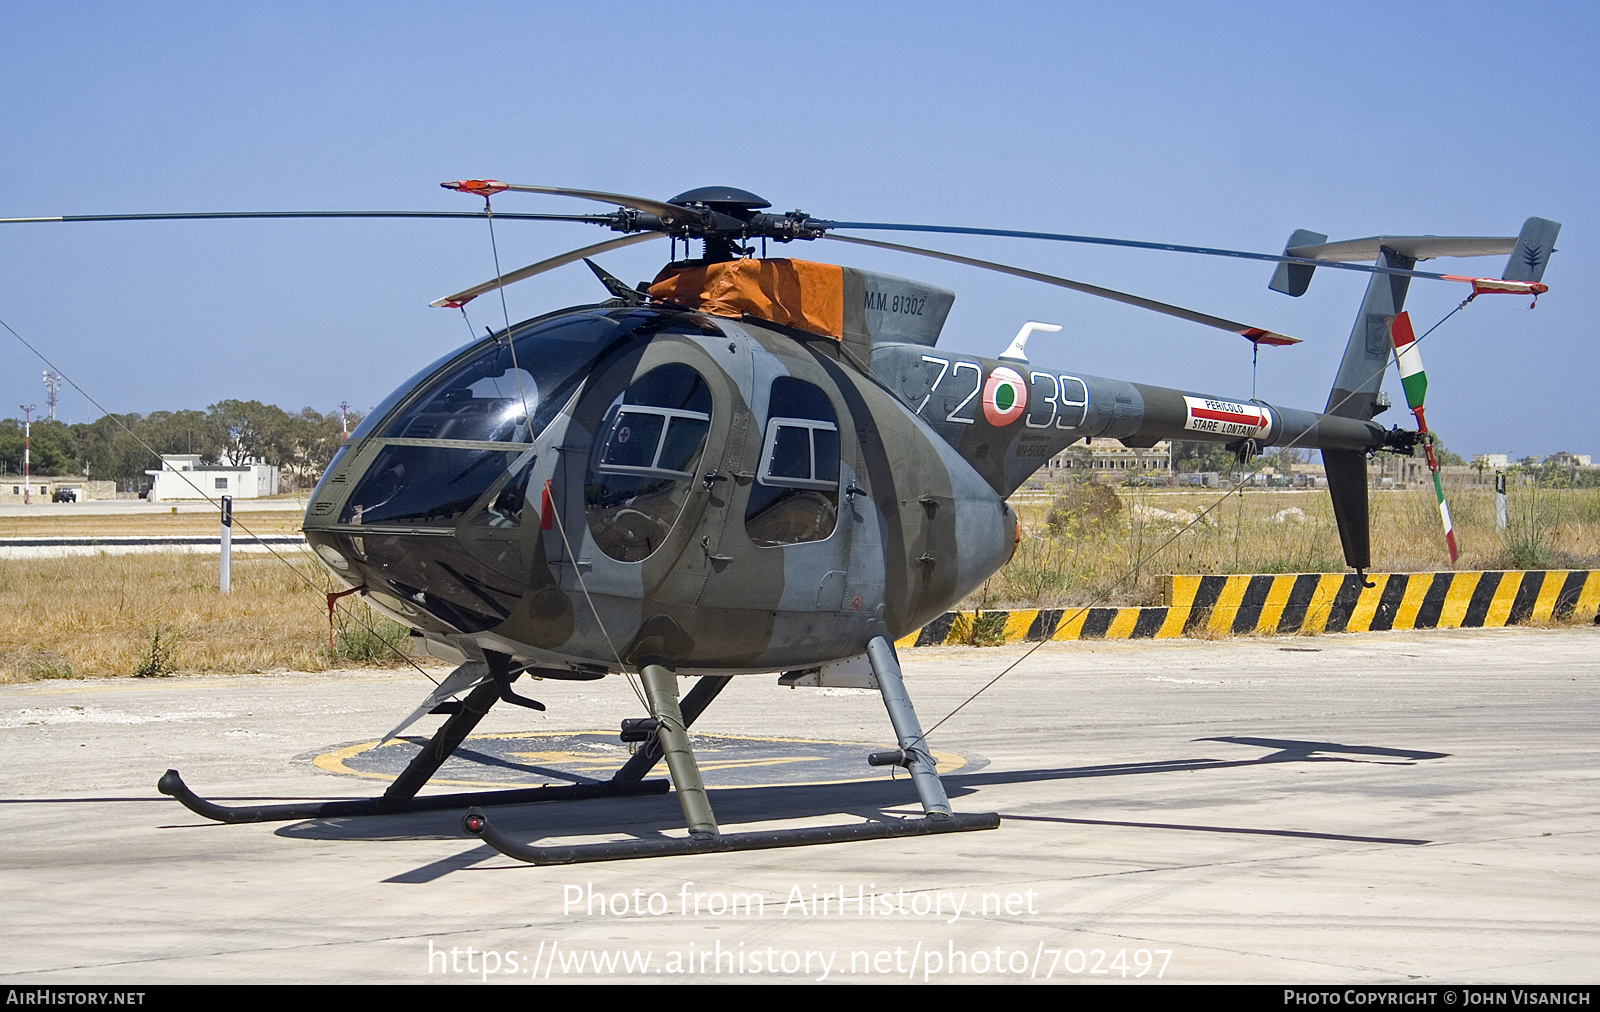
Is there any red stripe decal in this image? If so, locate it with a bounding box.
[1389,310,1416,349]
[1191,407,1264,425]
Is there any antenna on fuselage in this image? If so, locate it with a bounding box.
[998,321,1061,364]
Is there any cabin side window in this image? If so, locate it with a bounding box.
[745,377,840,547]
[585,363,713,563]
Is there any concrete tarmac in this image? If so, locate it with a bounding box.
[1,628,1595,985]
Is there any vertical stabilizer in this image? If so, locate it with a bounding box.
[1502,217,1561,283]
[1327,246,1412,422]
[1323,448,1372,572]
[1268,229,1328,296]
[1321,247,1414,573]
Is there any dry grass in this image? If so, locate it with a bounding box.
[0,551,410,683]
[6,485,1594,680]
[973,483,1600,611]
[0,507,305,539]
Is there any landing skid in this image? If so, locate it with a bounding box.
[158,659,718,825]
[158,770,668,824]
[159,638,1002,861]
[463,808,1001,865]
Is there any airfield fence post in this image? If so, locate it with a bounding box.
[219,495,232,594]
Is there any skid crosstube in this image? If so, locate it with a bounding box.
[463,807,1002,865]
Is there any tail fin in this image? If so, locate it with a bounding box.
[1269,229,1329,297]
[1323,448,1372,572]
[1319,246,1416,574]
[1501,217,1561,283]
[1326,247,1412,423]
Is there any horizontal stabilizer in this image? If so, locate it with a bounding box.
[1287,235,1517,262]
[1502,217,1561,283]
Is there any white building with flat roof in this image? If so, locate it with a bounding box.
[145,454,278,501]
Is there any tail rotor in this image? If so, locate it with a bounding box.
[1389,311,1459,563]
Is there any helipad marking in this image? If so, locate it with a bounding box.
[313,730,985,790]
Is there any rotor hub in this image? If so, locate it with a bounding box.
[667,186,771,219]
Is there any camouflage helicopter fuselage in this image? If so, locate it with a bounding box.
[301,263,1384,678]
[135,191,1558,854]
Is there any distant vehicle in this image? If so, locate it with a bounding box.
[51,487,79,503]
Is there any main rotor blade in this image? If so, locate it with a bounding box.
[445,181,700,223]
[430,233,664,308]
[817,219,1468,284]
[0,210,616,225]
[825,234,1299,347]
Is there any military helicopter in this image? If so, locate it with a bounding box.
[5,186,1558,864]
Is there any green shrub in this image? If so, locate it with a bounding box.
[132,624,181,677]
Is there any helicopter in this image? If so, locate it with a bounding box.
[4,185,1558,864]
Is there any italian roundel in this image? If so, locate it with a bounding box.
[982,366,1028,426]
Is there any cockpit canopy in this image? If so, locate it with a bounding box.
[370,310,635,445]
[336,307,718,529]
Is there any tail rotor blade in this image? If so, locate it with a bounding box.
[1389,311,1459,563]
[1390,310,1429,416]
[1435,475,1460,564]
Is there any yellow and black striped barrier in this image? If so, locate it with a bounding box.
[896,570,1600,648]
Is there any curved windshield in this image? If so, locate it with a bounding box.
[354,308,720,444]
[336,309,723,530]
[337,444,523,528]
[379,311,631,443]
[348,347,470,442]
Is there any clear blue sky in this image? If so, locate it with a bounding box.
[2,2,1594,458]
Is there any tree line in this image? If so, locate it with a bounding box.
[0,401,362,492]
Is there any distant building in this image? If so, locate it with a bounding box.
[145,454,278,501]
[1,477,116,501]
[2,480,52,501]
[1472,453,1509,470]
[1547,451,1592,468]
[1033,438,1173,478]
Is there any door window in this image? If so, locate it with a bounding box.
[745,377,840,547]
[585,364,713,562]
